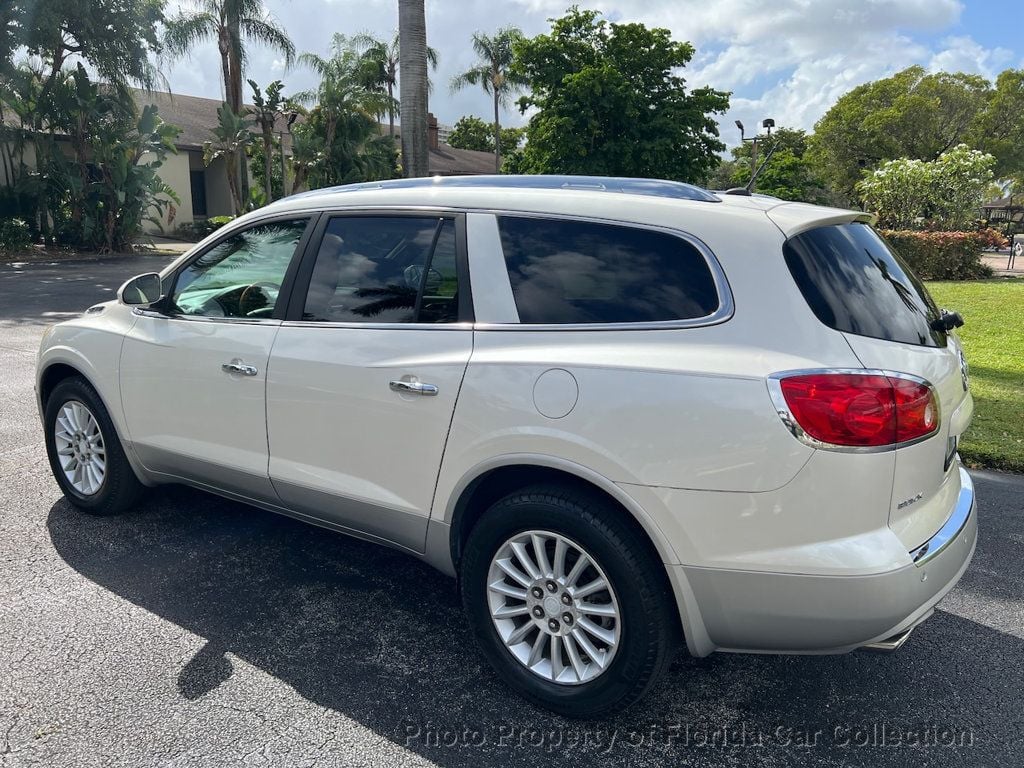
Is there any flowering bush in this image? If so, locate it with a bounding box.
[881,228,1005,280]
[858,145,996,231]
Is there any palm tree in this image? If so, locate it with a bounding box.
[351,30,439,138]
[164,0,295,115]
[246,78,289,203]
[164,0,295,207]
[398,0,429,178]
[296,36,395,156]
[450,27,527,172]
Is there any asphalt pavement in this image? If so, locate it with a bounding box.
[1,255,1022,767]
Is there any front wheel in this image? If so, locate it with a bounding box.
[43,376,144,515]
[460,484,678,717]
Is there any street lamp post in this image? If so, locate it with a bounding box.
[735,118,775,193]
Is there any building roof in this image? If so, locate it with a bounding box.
[135,89,494,175]
[982,196,1024,210]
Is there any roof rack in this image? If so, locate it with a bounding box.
[289,175,721,203]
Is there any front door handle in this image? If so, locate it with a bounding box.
[389,379,438,396]
[222,361,258,376]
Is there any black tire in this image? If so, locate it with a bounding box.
[460,483,678,717]
[43,376,145,515]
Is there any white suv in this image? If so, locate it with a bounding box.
[36,175,977,716]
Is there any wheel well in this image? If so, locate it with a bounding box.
[449,464,665,573]
[39,363,86,407]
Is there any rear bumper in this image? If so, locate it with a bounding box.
[672,469,976,655]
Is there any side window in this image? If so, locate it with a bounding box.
[496,216,721,325]
[300,216,459,324]
[170,218,308,319]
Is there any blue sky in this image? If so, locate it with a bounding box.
[162,0,1024,145]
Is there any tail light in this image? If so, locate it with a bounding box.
[769,371,939,449]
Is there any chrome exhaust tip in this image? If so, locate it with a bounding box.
[860,609,933,652]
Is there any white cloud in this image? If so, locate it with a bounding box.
[928,35,1015,80]
[157,0,1019,146]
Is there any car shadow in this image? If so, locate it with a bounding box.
[47,486,1021,767]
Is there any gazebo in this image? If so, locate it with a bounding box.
[981,195,1024,236]
[982,196,1024,267]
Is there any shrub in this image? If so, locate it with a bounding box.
[881,228,1005,280]
[0,217,32,252]
[858,145,996,231]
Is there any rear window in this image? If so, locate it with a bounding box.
[496,216,720,325]
[783,222,947,348]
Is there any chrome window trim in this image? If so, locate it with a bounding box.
[472,210,734,332]
[132,307,282,326]
[245,205,734,332]
[910,467,974,566]
[766,368,942,454]
[278,320,473,331]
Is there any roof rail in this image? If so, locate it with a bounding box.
[288,174,721,203]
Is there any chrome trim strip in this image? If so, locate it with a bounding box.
[911,467,974,566]
[766,368,941,454]
[132,307,282,326]
[278,320,472,331]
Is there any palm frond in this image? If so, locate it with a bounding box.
[162,12,218,59]
[450,65,490,95]
[240,16,296,66]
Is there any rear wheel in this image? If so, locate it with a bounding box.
[460,484,677,717]
[44,377,144,515]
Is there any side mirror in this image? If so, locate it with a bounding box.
[117,273,163,306]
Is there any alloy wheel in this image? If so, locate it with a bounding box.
[486,530,621,685]
[53,400,106,496]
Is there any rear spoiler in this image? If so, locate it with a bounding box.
[766,204,875,240]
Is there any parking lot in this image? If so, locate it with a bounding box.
[1,255,1022,767]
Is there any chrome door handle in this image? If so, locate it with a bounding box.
[222,361,258,376]
[389,379,438,396]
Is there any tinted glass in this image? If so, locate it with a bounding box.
[170,219,307,318]
[301,216,459,324]
[497,216,720,324]
[784,223,946,347]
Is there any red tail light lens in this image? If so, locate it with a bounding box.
[775,372,938,448]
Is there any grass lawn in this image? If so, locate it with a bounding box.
[927,278,1024,473]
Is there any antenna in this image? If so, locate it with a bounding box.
[744,138,779,193]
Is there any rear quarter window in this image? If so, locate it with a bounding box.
[783,222,947,348]
[496,216,721,325]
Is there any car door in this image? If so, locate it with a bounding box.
[120,215,315,500]
[265,212,474,552]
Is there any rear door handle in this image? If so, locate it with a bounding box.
[222,361,258,376]
[389,379,438,396]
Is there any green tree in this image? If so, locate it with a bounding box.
[48,67,180,251]
[723,127,836,203]
[248,133,283,205]
[2,1,170,243]
[856,144,995,230]
[447,114,524,153]
[809,66,991,199]
[350,30,439,137]
[246,78,290,204]
[513,8,729,182]
[971,69,1024,183]
[399,0,429,177]
[292,37,398,190]
[12,0,165,91]
[450,26,527,172]
[203,104,251,214]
